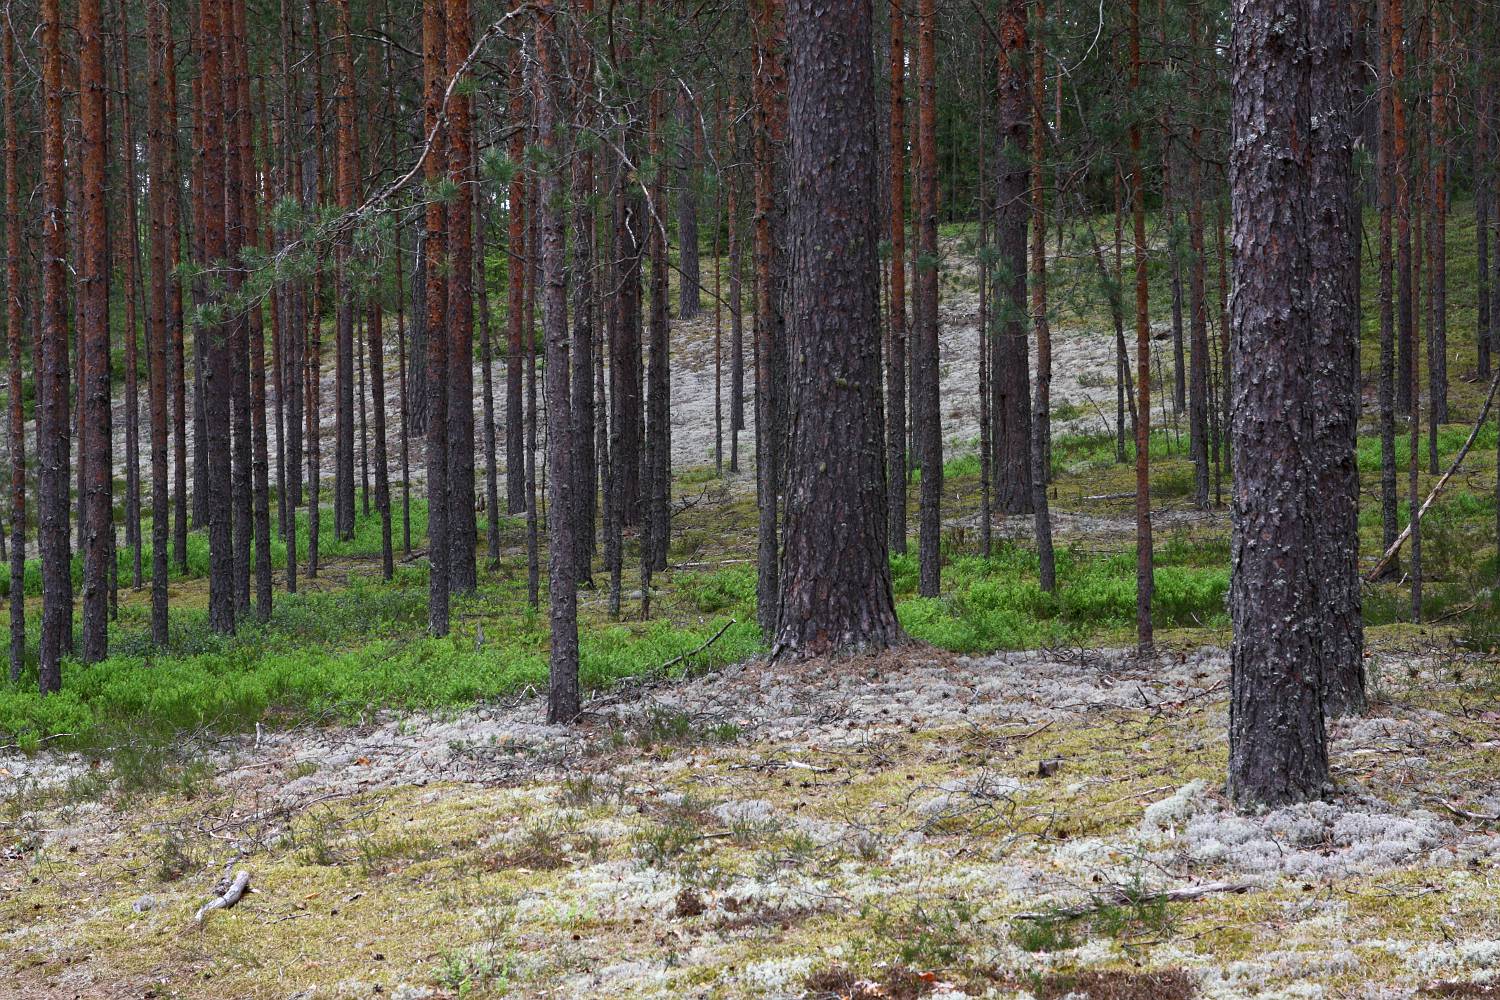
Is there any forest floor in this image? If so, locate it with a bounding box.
[7,635,1500,999]
[8,216,1500,998]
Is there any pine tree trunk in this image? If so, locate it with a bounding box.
[750,0,785,639]
[238,1,272,623]
[115,5,143,592]
[447,0,477,594]
[3,12,26,678]
[1186,0,1211,512]
[165,13,188,574]
[887,0,908,555]
[914,0,941,598]
[1378,0,1399,560]
[538,0,580,722]
[727,99,744,475]
[1131,0,1154,654]
[224,0,251,618]
[570,0,598,582]
[647,92,672,576]
[1308,0,1365,717]
[775,0,903,659]
[676,88,701,321]
[201,0,236,636]
[78,0,110,664]
[423,0,450,635]
[478,169,501,566]
[1227,0,1331,808]
[305,0,325,581]
[507,47,528,516]
[992,1,1033,516]
[146,0,172,645]
[1029,0,1055,593]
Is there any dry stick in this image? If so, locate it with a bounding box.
[192,869,253,927]
[656,618,735,675]
[1013,880,1255,921]
[1365,371,1500,582]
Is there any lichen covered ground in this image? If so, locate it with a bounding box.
[6,641,1500,1000]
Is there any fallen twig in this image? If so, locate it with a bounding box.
[1013,880,1255,921]
[193,870,253,928]
[657,619,735,675]
[1436,800,1500,823]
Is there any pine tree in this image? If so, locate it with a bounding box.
[776,0,903,658]
[1227,0,1330,808]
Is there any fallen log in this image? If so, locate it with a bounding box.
[193,869,252,928]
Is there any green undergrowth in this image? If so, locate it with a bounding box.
[0,534,1234,751]
[0,563,760,753]
[894,539,1229,652]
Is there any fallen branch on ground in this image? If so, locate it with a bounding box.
[192,870,253,928]
[1013,880,1255,921]
[656,619,735,675]
[1365,372,1500,582]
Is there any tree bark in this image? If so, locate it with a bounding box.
[1227,0,1331,808]
[447,0,477,594]
[3,6,25,678]
[914,0,941,598]
[147,0,172,645]
[775,0,903,659]
[538,0,580,723]
[1131,0,1153,654]
[676,87,701,321]
[424,0,450,635]
[1029,0,1055,593]
[887,0,908,554]
[1308,0,1365,717]
[79,0,110,663]
[992,1,1033,517]
[201,0,236,636]
[507,45,528,516]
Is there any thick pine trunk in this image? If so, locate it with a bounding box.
[1227,0,1331,808]
[775,0,903,659]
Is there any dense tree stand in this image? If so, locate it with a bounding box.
[774,0,903,660]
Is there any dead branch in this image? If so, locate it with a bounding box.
[657,619,736,674]
[1365,373,1500,582]
[192,869,252,928]
[1012,880,1255,921]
